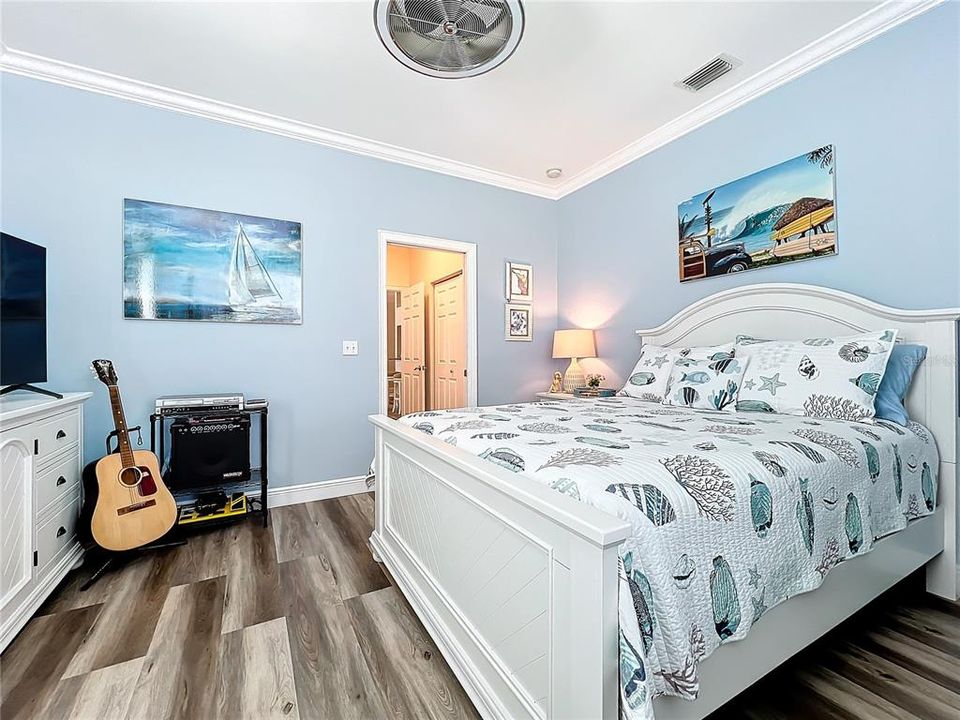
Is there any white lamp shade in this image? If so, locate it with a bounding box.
[552,329,596,359]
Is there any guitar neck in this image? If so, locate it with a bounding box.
[107,384,137,468]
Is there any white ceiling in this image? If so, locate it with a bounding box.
[2,1,898,196]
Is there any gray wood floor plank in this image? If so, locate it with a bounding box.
[857,626,960,693]
[36,553,156,617]
[271,503,326,563]
[794,665,925,720]
[218,617,299,720]
[41,657,145,720]
[62,553,175,678]
[0,604,102,720]
[164,526,227,587]
[221,520,284,634]
[345,585,480,720]
[280,556,386,719]
[125,576,225,720]
[306,497,389,599]
[826,640,960,715]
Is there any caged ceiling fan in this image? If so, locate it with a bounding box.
[374,0,525,79]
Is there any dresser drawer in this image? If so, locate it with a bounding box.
[36,450,81,516]
[34,409,80,463]
[36,493,80,572]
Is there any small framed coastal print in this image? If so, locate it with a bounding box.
[505,261,533,303]
[677,145,837,283]
[505,303,532,341]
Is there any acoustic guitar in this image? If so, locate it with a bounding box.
[88,359,178,551]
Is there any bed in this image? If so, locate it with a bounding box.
[369,283,959,720]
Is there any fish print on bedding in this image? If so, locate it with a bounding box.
[397,396,939,720]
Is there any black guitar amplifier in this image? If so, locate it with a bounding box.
[167,414,251,490]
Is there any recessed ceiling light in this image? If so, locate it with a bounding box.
[545,168,562,179]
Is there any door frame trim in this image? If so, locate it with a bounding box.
[378,230,478,415]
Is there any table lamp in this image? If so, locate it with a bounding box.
[553,329,596,392]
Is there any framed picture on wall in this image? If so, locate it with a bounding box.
[505,303,533,341]
[505,261,533,303]
[677,145,837,283]
[123,198,302,323]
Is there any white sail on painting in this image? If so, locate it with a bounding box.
[123,199,302,324]
[227,223,283,307]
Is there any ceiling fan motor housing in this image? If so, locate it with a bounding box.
[375,0,525,79]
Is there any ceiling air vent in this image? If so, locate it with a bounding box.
[374,0,525,79]
[676,53,741,92]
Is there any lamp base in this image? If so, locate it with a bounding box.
[562,358,585,393]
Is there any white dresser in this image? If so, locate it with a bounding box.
[0,392,91,651]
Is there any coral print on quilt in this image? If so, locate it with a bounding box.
[398,394,938,720]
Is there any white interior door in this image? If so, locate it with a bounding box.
[433,273,466,410]
[398,281,426,415]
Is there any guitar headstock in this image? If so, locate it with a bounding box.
[90,359,118,386]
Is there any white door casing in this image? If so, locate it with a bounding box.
[433,272,466,410]
[378,230,478,416]
[399,281,426,415]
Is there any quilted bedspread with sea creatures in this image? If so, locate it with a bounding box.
[396,396,939,719]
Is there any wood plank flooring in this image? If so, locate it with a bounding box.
[2,493,958,719]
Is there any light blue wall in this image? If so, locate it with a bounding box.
[3,4,957,490]
[557,3,960,386]
[1,75,559,486]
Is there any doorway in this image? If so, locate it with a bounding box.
[379,231,477,418]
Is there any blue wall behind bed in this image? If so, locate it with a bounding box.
[0,75,559,488]
[556,2,960,387]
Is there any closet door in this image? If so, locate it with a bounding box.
[398,282,426,415]
[0,435,33,606]
[433,272,466,410]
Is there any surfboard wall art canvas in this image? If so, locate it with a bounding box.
[123,199,302,323]
[677,145,837,283]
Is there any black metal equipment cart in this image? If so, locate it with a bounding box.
[150,404,269,527]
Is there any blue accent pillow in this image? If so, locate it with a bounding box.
[874,344,927,426]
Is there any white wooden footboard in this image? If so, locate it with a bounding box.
[370,415,631,720]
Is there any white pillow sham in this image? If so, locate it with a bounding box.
[619,343,736,403]
[735,330,898,423]
[662,355,749,411]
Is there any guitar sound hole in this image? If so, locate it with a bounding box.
[119,466,143,487]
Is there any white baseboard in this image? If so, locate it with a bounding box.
[266,475,370,508]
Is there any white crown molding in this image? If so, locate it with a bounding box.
[0,0,942,201]
[0,45,561,200]
[553,0,945,198]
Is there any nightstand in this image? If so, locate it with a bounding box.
[536,391,575,400]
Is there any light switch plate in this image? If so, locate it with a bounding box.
[342,340,359,356]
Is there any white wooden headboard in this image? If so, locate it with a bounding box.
[635,283,959,597]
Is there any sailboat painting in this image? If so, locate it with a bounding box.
[677,146,837,283]
[123,199,302,323]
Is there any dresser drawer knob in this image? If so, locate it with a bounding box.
[56,476,67,486]
[56,430,67,440]
[56,526,66,538]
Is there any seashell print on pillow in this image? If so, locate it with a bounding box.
[735,330,897,423]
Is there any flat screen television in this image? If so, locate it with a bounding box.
[1,233,60,398]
